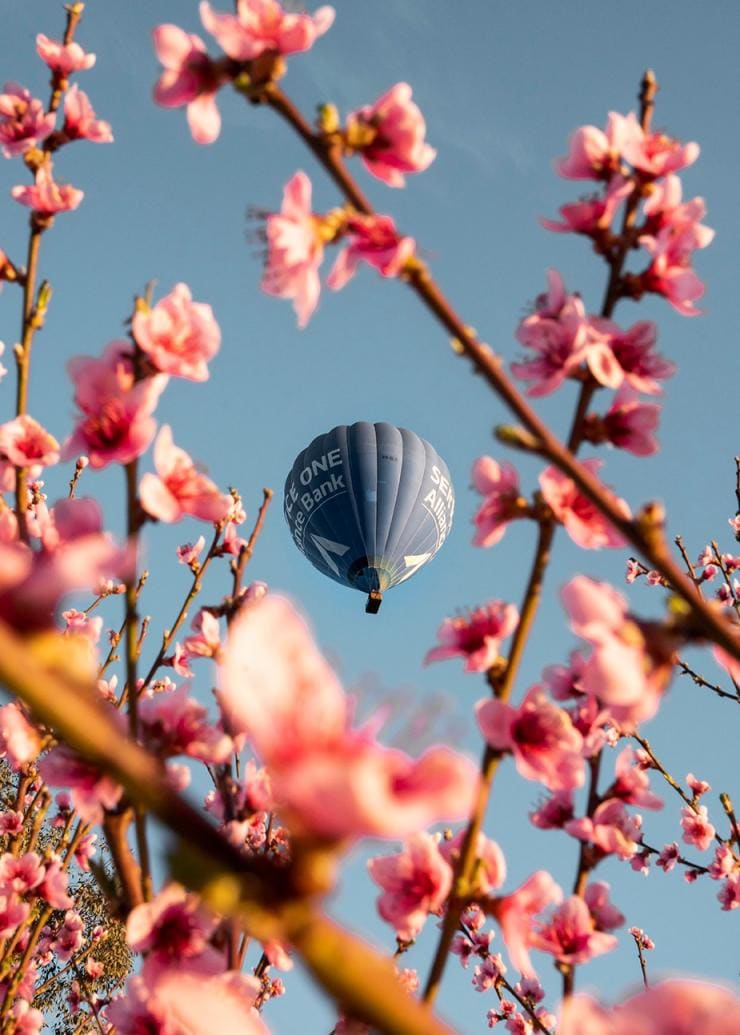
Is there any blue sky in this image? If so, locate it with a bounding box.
[1,2,738,1031]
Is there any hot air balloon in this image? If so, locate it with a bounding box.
[284,422,454,613]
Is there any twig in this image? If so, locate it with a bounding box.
[676,658,739,702]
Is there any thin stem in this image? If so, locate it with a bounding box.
[231,487,273,605]
[423,521,554,1006]
[677,658,739,702]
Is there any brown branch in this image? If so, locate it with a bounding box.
[677,657,739,702]
[231,487,274,605]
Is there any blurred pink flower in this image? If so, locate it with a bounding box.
[585,385,660,456]
[0,83,56,157]
[262,171,325,327]
[539,460,629,549]
[327,213,415,290]
[638,226,708,316]
[584,881,624,931]
[139,686,232,764]
[127,883,217,960]
[0,896,30,939]
[346,82,435,187]
[368,833,452,941]
[440,830,506,895]
[36,34,96,74]
[40,744,123,825]
[492,870,563,977]
[555,111,639,180]
[200,0,335,60]
[424,600,519,672]
[218,595,478,840]
[0,703,41,769]
[561,575,677,726]
[477,686,585,791]
[530,790,575,830]
[541,175,631,234]
[471,457,523,547]
[11,164,83,215]
[152,24,223,144]
[0,414,59,472]
[565,799,642,860]
[62,84,113,143]
[560,979,740,1035]
[0,852,45,895]
[182,609,222,660]
[133,282,220,381]
[140,425,232,523]
[607,746,663,809]
[532,895,618,965]
[63,342,167,469]
[622,127,699,178]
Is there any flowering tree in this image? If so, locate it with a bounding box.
[0,2,738,1033]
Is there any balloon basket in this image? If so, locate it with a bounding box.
[365,590,383,615]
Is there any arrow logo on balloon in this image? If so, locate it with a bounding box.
[311,534,350,576]
[399,552,432,582]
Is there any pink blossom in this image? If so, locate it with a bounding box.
[132,282,220,381]
[440,830,506,895]
[53,911,84,961]
[638,226,707,316]
[473,953,507,992]
[200,0,335,60]
[622,127,700,178]
[539,460,629,549]
[561,575,676,726]
[62,342,167,469]
[139,686,232,764]
[327,213,415,290]
[177,535,206,566]
[262,171,325,327]
[61,84,113,143]
[108,963,268,1034]
[584,881,624,931]
[368,833,452,941]
[127,883,217,959]
[477,686,584,791]
[0,415,59,475]
[532,895,618,965]
[585,385,661,456]
[680,804,715,852]
[0,83,56,157]
[607,747,663,810]
[0,811,23,835]
[0,703,41,769]
[36,34,96,75]
[708,844,736,880]
[718,873,740,911]
[218,595,478,840]
[560,979,740,1035]
[530,790,575,830]
[152,24,223,145]
[629,925,655,950]
[11,164,84,216]
[655,841,679,872]
[642,174,713,249]
[512,270,618,396]
[346,82,436,187]
[0,895,29,938]
[686,772,711,798]
[182,608,222,660]
[40,744,123,825]
[140,425,231,523]
[9,1000,43,1035]
[542,650,587,701]
[492,870,563,977]
[565,799,642,860]
[541,175,631,234]
[39,859,74,910]
[587,318,675,395]
[471,457,524,547]
[0,852,45,895]
[555,111,638,180]
[424,600,518,671]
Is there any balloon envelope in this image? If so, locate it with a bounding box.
[284,422,454,607]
